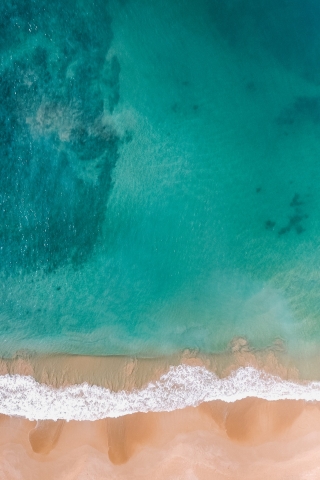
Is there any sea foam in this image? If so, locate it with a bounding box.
[1,365,320,421]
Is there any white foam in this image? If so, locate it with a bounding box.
[0,365,320,421]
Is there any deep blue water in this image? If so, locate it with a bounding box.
[1,0,320,357]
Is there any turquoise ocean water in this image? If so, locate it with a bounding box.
[1,0,320,358]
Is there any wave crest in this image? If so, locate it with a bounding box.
[0,366,319,421]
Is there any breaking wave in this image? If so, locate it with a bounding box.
[1,365,320,421]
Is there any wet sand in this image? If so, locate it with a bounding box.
[1,399,320,479]
[1,339,320,477]
[0,337,311,390]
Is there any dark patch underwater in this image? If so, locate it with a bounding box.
[0,0,120,273]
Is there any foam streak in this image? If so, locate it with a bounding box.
[1,366,319,421]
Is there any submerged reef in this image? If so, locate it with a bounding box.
[0,0,120,272]
[278,193,308,236]
[264,193,309,236]
[277,96,320,126]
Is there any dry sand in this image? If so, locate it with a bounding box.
[1,399,320,479]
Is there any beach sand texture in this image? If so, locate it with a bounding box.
[0,347,319,478]
[1,399,320,479]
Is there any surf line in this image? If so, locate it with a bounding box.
[0,365,317,421]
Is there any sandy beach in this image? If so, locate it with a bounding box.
[0,340,319,477]
[1,398,320,479]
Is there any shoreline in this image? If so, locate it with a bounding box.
[2,339,320,476]
[0,337,303,390]
[2,365,320,422]
[0,337,320,421]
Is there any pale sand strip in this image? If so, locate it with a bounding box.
[1,399,320,479]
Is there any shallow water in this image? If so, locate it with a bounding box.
[1,0,320,358]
